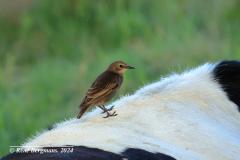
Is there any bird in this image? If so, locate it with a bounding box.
[77,61,135,119]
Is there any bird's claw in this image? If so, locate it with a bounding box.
[103,111,118,118]
[101,105,114,114]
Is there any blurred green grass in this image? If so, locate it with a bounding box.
[0,0,240,156]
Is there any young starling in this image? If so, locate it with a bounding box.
[77,61,135,119]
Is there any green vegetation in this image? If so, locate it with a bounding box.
[0,0,239,156]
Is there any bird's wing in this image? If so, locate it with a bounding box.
[80,72,121,106]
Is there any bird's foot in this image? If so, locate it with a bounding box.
[101,105,114,114]
[103,111,118,118]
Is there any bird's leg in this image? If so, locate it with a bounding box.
[100,105,115,114]
[103,110,118,118]
[98,105,117,118]
[107,105,114,111]
[98,106,107,113]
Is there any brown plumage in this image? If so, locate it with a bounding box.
[77,61,135,119]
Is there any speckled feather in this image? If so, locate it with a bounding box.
[77,61,134,119]
[78,71,123,117]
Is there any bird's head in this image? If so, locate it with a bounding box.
[108,61,135,74]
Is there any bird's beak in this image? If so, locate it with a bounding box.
[125,65,135,69]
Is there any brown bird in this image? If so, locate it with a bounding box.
[77,61,135,119]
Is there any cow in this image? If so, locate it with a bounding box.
[2,61,240,160]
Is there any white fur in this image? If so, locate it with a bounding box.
[23,63,240,160]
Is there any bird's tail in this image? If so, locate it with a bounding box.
[77,105,89,119]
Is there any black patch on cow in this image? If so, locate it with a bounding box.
[122,148,176,160]
[1,146,176,160]
[213,60,240,112]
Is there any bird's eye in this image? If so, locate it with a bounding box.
[119,65,123,68]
